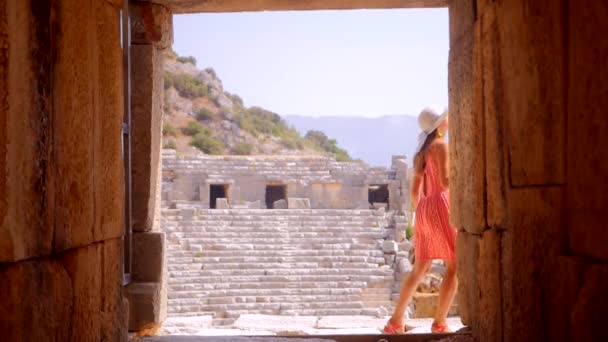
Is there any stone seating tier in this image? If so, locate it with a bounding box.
[164,208,396,326]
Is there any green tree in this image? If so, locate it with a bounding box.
[182,121,208,136]
[233,143,253,155]
[196,107,214,121]
[190,133,225,155]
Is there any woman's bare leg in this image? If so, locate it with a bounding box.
[389,259,433,330]
[433,260,458,326]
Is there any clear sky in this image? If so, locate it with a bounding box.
[172,9,448,118]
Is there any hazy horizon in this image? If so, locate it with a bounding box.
[173,9,448,118]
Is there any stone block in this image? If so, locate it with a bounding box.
[273,199,288,209]
[57,239,127,341]
[448,19,486,232]
[131,44,163,232]
[570,264,608,342]
[0,260,73,341]
[216,198,230,209]
[130,2,173,49]
[382,240,398,254]
[94,0,125,242]
[476,229,502,342]
[288,197,310,209]
[412,292,438,318]
[456,231,479,327]
[132,232,165,282]
[548,256,586,342]
[53,0,100,250]
[0,0,53,261]
[449,0,477,45]
[126,282,166,331]
[567,0,608,261]
[498,0,565,186]
[481,4,507,228]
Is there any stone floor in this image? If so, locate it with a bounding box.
[133,315,466,341]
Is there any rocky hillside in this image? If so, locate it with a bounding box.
[162,51,352,161]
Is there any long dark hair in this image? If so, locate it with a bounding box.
[413,129,438,175]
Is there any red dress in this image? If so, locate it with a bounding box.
[414,151,457,261]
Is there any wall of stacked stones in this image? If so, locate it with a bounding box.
[162,153,410,211]
[0,0,128,340]
[450,1,608,341]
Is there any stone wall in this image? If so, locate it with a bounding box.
[450,1,608,341]
[126,0,173,332]
[0,0,127,340]
[161,152,409,211]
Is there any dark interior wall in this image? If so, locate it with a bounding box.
[0,0,128,340]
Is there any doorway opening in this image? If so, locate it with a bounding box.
[368,184,389,209]
[209,184,229,209]
[265,185,287,209]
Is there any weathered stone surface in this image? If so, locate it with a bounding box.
[480,4,506,229]
[130,1,173,49]
[567,0,608,261]
[412,292,438,318]
[288,198,311,209]
[498,0,566,186]
[456,231,479,327]
[273,199,287,209]
[0,260,73,341]
[59,239,127,341]
[570,264,608,342]
[146,0,448,14]
[449,0,476,44]
[501,187,563,342]
[94,0,125,242]
[476,229,502,342]
[133,232,165,282]
[449,20,485,232]
[132,44,164,232]
[382,240,398,254]
[0,0,54,261]
[216,198,230,209]
[53,0,99,250]
[548,256,586,342]
[127,282,167,331]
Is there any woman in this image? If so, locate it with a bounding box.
[383,106,458,334]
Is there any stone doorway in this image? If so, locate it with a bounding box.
[265,185,287,209]
[209,184,229,209]
[368,184,389,209]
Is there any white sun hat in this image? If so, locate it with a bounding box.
[415,105,448,154]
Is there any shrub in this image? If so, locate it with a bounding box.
[196,107,214,121]
[204,67,217,78]
[305,130,352,161]
[190,133,225,155]
[163,123,178,137]
[233,143,253,155]
[177,55,197,65]
[163,139,177,150]
[165,50,178,60]
[164,72,207,98]
[182,121,208,136]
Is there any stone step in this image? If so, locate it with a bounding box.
[162,209,377,216]
[167,243,381,252]
[165,237,379,245]
[168,262,383,272]
[168,294,369,306]
[164,230,384,238]
[168,255,387,265]
[167,287,392,298]
[167,274,395,285]
[169,281,372,292]
[164,226,385,234]
[166,249,386,258]
[167,301,366,315]
[168,267,393,278]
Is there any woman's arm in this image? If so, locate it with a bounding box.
[434,142,449,188]
[410,172,423,210]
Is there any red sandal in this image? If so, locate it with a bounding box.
[382,318,405,334]
[431,322,452,333]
